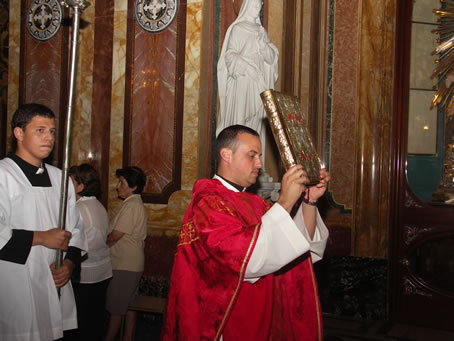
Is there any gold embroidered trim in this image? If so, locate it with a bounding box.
[214,221,261,341]
[308,259,322,340]
[177,198,241,249]
[217,199,237,216]
[177,221,199,247]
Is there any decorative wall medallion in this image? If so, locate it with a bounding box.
[135,0,178,33]
[26,0,62,41]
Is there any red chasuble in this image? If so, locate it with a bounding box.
[161,179,323,341]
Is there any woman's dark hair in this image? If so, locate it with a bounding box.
[69,163,102,198]
[115,166,147,194]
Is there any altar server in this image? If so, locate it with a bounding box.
[0,103,86,340]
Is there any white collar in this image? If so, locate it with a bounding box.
[35,163,45,174]
[213,174,246,193]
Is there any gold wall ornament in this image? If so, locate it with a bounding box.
[432,9,454,18]
[431,2,454,202]
[431,35,454,55]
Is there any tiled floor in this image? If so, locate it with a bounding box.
[323,314,454,341]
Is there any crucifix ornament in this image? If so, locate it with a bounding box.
[26,0,63,41]
[135,0,178,33]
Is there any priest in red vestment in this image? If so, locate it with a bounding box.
[162,125,330,341]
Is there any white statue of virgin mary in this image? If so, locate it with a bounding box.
[216,0,279,159]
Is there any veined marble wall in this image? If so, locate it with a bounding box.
[6,1,20,148]
[108,0,128,221]
[6,0,202,236]
[4,0,396,256]
[108,0,202,234]
[327,0,359,212]
[1,1,10,156]
[70,1,95,165]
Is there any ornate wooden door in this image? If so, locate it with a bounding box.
[390,0,454,331]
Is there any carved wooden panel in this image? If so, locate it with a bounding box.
[123,0,187,204]
[390,0,454,331]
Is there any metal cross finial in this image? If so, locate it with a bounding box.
[61,0,90,10]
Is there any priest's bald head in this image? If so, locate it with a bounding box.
[215,125,263,188]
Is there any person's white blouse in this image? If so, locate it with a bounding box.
[77,196,112,283]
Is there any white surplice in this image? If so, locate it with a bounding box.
[0,158,87,341]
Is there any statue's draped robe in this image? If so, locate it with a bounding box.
[162,179,323,341]
[216,0,279,167]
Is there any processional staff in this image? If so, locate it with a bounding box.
[55,0,90,294]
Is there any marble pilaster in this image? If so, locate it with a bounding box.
[146,0,203,233]
[108,0,128,218]
[329,0,360,211]
[354,0,395,257]
[71,1,95,165]
[107,1,202,235]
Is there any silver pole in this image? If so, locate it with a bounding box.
[55,0,90,292]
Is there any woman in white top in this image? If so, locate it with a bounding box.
[68,163,112,341]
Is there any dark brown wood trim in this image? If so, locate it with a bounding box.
[57,7,70,168]
[164,0,186,201]
[308,2,321,140]
[19,0,26,105]
[123,0,135,171]
[352,0,394,257]
[282,0,297,95]
[389,0,413,319]
[198,0,215,179]
[0,1,9,157]
[1,101,6,158]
